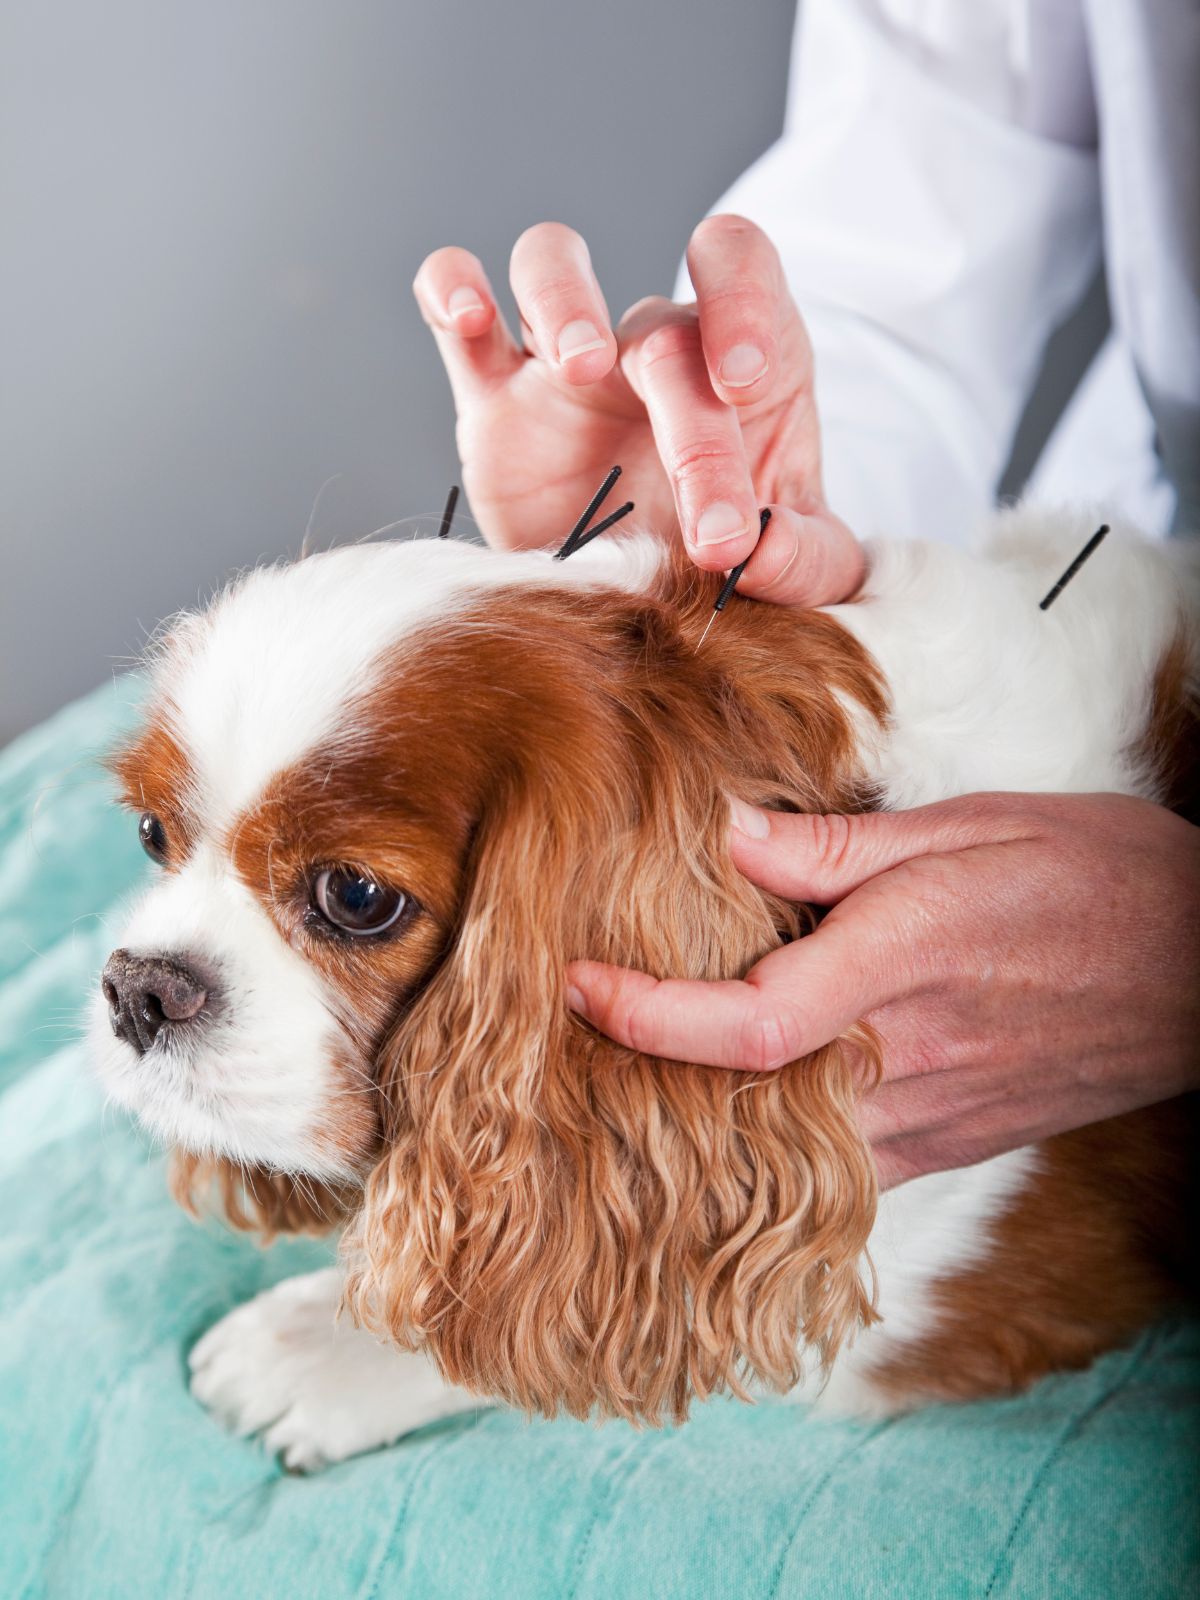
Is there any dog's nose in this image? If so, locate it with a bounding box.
[101,949,209,1056]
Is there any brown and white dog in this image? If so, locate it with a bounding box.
[91,507,1197,1470]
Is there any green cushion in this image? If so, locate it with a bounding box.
[2,679,1197,1600]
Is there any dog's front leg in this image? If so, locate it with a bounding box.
[188,1267,485,1471]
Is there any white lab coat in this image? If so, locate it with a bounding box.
[686,0,1199,545]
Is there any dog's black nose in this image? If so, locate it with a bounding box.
[101,949,209,1056]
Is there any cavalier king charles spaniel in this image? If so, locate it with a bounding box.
[90,507,1196,1470]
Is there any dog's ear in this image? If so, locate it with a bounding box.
[169,1149,355,1240]
[344,739,880,1424]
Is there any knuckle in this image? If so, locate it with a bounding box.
[699,282,772,325]
[523,272,592,324]
[738,1008,795,1072]
[637,318,703,370]
[662,436,740,487]
[805,811,857,873]
[621,989,662,1058]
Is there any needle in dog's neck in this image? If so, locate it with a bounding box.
[1038,523,1109,610]
[696,508,771,651]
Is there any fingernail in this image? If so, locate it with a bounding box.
[729,798,770,839]
[447,286,485,321]
[566,984,588,1015]
[694,502,749,547]
[557,319,607,362]
[719,343,767,388]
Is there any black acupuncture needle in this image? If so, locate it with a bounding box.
[561,500,636,555]
[437,484,460,539]
[695,507,772,650]
[1038,523,1109,610]
[556,465,623,559]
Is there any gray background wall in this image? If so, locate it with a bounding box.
[0,1,1104,746]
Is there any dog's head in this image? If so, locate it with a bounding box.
[92,531,887,1420]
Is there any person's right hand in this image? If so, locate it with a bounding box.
[413,216,864,606]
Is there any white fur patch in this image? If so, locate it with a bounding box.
[90,843,350,1175]
[811,1150,1039,1414]
[188,1268,481,1470]
[831,508,1196,808]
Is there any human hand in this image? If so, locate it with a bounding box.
[413,216,863,604]
[566,793,1200,1188]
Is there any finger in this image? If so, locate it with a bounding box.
[872,1143,930,1192]
[686,214,785,406]
[852,1017,999,1188]
[864,1104,1031,1190]
[728,503,866,607]
[509,222,617,385]
[617,299,759,568]
[726,796,1034,905]
[567,910,893,1072]
[413,246,523,399]
[864,1048,1145,1188]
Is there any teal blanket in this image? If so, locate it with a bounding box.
[3,679,1198,1600]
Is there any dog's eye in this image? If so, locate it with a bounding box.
[138,811,168,864]
[312,868,408,937]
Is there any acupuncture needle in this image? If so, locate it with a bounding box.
[695,507,772,650]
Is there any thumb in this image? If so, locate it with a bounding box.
[727,795,1031,905]
[732,503,865,609]
[567,893,896,1071]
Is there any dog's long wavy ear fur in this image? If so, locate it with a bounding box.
[343,609,882,1423]
[169,1150,356,1240]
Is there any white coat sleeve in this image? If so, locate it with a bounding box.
[1081,0,1200,535]
[684,0,1104,546]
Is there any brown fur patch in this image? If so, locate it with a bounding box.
[869,1100,1197,1405]
[108,715,199,866]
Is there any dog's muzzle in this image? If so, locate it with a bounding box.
[101,948,211,1056]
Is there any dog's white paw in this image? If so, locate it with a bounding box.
[188,1267,483,1471]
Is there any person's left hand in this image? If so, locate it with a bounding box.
[413,216,863,604]
[567,791,1200,1188]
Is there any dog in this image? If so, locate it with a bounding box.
[90,506,1196,1470]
